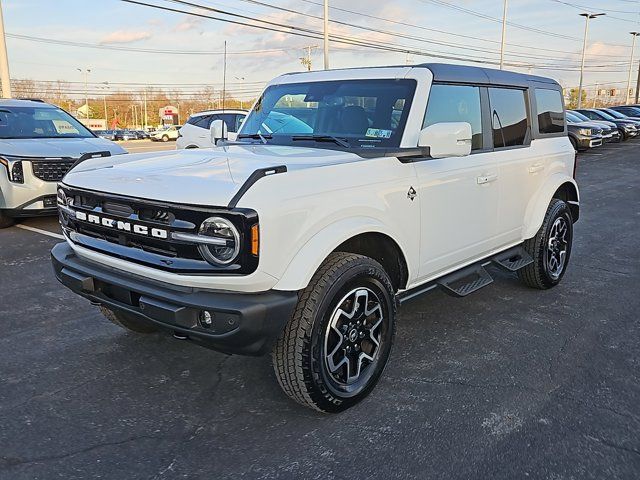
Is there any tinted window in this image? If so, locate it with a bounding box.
[489,88,529,148]
[535,89,564,134]
[423,84,483,150]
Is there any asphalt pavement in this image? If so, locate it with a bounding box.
[121,139,177,153]
[0,141,639,479]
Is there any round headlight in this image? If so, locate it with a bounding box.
[197,216,240,265]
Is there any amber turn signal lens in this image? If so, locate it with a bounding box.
[251,224,259,256]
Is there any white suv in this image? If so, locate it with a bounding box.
[176,109,247,149]
[0,99,126,228]
[150,125,182,142]
[52,64,578,413]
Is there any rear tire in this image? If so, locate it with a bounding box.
[272,252,396,413]
[518,199,573,289]
[0,211,15,229]
[99,306,159,333]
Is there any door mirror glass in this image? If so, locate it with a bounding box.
[210,119,228,145]
[418,122,472,158]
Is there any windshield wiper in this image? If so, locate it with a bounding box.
[291,135,350,148]
[237,133,272,144]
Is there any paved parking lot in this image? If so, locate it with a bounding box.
[1,141,639,479]
[121,139,177,154]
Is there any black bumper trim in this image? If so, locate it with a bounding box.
[51,242,298,356]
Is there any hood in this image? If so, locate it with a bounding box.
[569,121,603,132]
[0,136,127,158]
[62,144,365,207]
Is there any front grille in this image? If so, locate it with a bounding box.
[32,160,76,182]
[58,186,259,275]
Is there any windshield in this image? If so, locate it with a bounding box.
[0,106,94,139]
[565,112,581,123]
[593,110,616,121]
[239,79,417,149]
[569,111,591,122]
[603,109,627,119]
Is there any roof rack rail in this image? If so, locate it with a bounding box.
[17,98,45,103]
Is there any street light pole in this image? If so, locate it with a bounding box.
[499,0,508,70]
[577,13,605,109]
[323,0,329,70]
[627,32,640,104]
[0,0,12,98]
[77,68,91,119]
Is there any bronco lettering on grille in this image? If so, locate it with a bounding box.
[74,210,168,239]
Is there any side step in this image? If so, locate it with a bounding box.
[492,246,533,272]
[438,265,493,298]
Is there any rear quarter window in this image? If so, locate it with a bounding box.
[535,89,565,134]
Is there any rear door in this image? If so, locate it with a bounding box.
[487,86,537,245]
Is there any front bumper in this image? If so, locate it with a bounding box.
[51,242,298,356]
[0,163,59,216]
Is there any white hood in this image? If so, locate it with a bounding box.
[62,144,364,207]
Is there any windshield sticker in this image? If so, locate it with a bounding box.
[365,128,392,139]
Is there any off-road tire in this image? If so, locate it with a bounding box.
[0,211,15,229]
[272,252,396,413]
[99,306,159,333]
[518,199,573,289]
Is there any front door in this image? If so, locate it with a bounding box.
[414,83,499,281]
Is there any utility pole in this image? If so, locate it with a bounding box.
[593,82,599,108]
[636,58,640,103]
[222,40,227,112]
[627,32,640,104]
[234,76,245,108]
[499,0,508,70]
[143,89,148,130]
[0,0,12,98]
[323,0,329,70]
[577,13,605,109]
[77,68,91,119]
[300,46,316,71]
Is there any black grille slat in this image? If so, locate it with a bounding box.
[32,160,75,182]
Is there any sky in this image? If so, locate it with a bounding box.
[4,0,640,100]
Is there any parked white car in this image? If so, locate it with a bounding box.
[176,109,247,149]
[0,99,126,228]
[150,125,182,142]
[52,64,579,413]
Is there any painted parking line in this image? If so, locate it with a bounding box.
[15,224,65,240]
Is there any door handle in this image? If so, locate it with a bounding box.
[477,174,498,185]
[528,163,544,173]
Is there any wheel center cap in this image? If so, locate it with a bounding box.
[348,329,359,343]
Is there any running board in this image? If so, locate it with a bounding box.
[438,265,493,298]
[492,246,533,272]
[397,243,531,305]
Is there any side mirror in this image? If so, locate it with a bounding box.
[418,122,472,158]
[210,119,228,145]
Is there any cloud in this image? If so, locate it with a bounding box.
[175,17,204,32]
[101,30,152,44]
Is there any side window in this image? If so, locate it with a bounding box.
[221,114,245,133]
[234,114,246,132]
[489,88,528,148]
[194,115,212,129]
[423,84,483,150]
[535,89,564,134]
[580,110,598,120]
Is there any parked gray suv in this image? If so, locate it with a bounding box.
[0,99,126,228]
